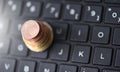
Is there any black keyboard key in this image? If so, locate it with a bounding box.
[103,69,120,72]
[51,23,68,40]
[29,50,48,59]
[72,45,91,63]
[10,20,24,35]
[23,1,41,17]
[70,25,89,42]
[17,60,36,72]
[10,39,28,57]
[50,44,70,61]
[105,7,120,24]
[115,49,120,67]
[59,65,77,72]
[38,62,56,72]
[83,6,102,22]
[0,59,16,72]
[91,26,110,44]
[113,28,120,45]
[93,47,112,65]
[63,4,81,21]
[0,19,9,34]
[105,0,120,4]
[85,0,101,2]
[43,3,61,19]
[81,67,98,72]
[4,0,22,17]
[0,39,10,54]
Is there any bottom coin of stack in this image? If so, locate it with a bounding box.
[21,20,53,52]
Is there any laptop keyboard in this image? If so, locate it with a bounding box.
[0,0,120,72]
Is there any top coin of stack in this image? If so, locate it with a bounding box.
[21,20,53,52]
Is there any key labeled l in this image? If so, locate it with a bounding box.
[100,53,104,60]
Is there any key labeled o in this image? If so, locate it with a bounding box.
[112,12,118,18]
[98,32,104,38]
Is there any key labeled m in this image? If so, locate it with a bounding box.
[44,68,50,72]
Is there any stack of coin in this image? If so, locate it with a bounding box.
[21,20,53,52]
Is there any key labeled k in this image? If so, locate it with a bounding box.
[78,51,84,57]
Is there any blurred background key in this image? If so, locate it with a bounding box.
[0,19,9,35]
[63,4,81,21]
[105,0,120,4]
[0,59,16,72]
[10,39,28,57]
[4,0,22,17]
[10,20,25,36]
[0,38,10,54]
[22,1,42,17]
[0,0,3,13]
[43,3,61,19]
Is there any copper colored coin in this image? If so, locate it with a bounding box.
[32,23,48,42]
[21,20,41,40]
[21,20,54,52]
